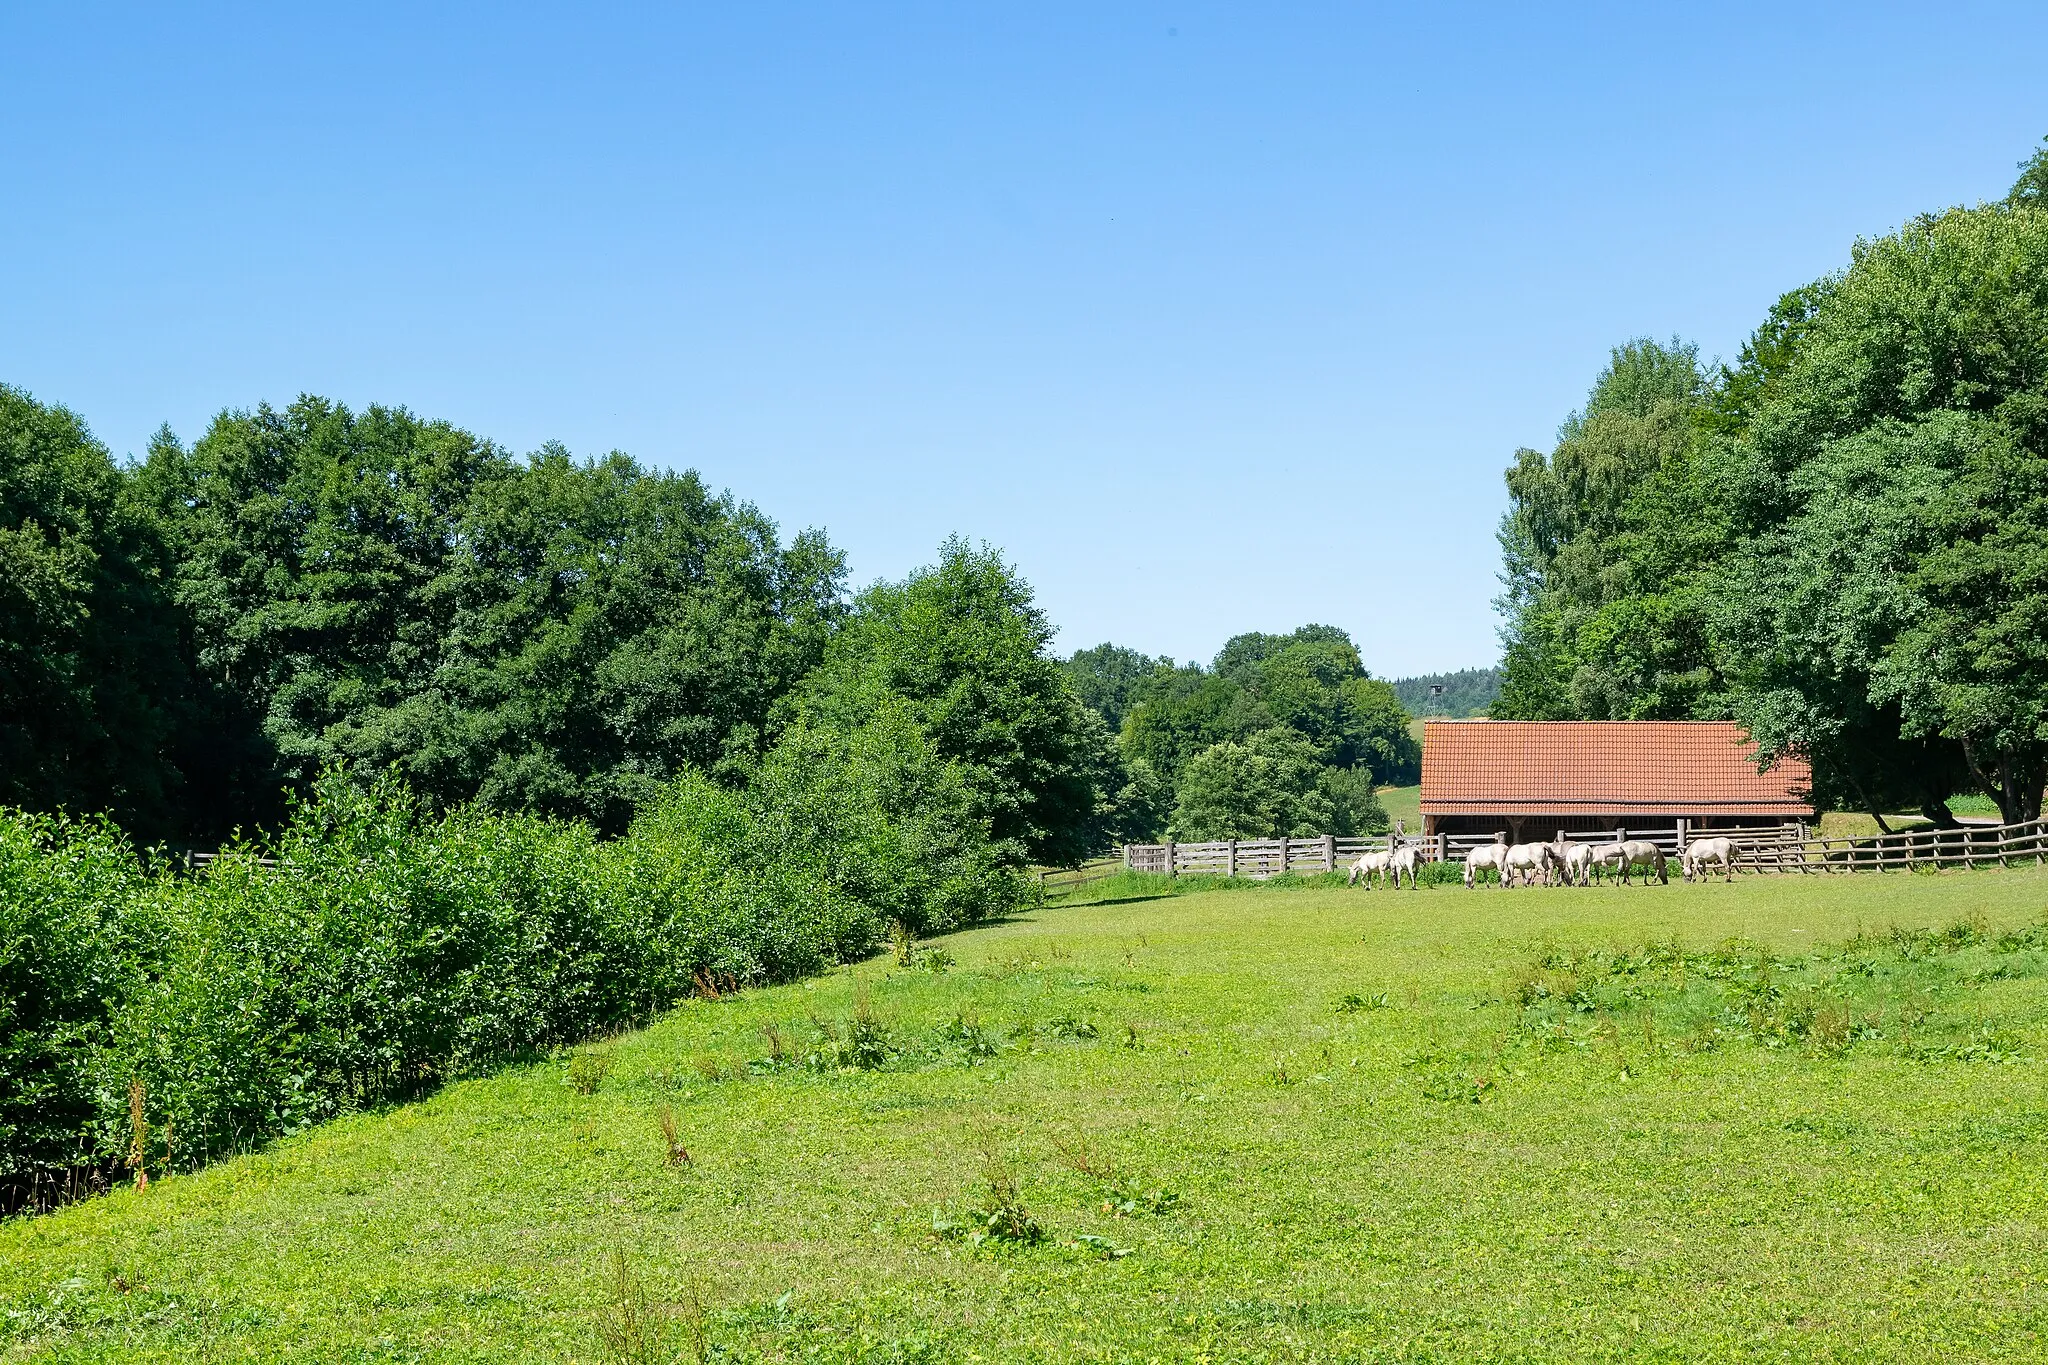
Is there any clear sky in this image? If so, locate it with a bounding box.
[6,3,2045,677]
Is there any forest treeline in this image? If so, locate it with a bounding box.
[1491,139,2048,828]
[0,393,1148,860]
[1392,668,1501,718]
[1064,628,1420,841]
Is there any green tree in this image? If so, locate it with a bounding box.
[1492,338,1726,723]
[2011,135,2048,209]
[1119,666,1266,786]
[1711,200,2048,823]
[139,399,841,833]
[0,388,195,838]
[1169,729,1335,840]
[1212,624,1354,685]
[787,537,1120,866]
[1064,642,1169,732]
[1255,638,1419,782]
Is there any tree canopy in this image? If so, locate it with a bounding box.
[786,538,1129,866]
[128,398,847,836]
[1494,145,2048,825]
[1076,624,1410,843]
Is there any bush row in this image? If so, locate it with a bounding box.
[1,760,1023,1213]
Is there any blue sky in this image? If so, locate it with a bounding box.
[6,3,2045,677]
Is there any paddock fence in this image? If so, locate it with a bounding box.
[1107,816,2048,881]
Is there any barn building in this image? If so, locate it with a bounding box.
[1419,720,1814,844]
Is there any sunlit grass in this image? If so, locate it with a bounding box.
[6,869,2048,1361]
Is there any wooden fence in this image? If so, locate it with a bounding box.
[1106,817,2048,881]
[175,849,278,872]
[1744,816,2047,874]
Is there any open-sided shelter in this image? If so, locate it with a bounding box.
[1419,720,1814,843]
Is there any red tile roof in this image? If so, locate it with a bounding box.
[1420,721,1813,816]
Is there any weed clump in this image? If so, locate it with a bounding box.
[657,1106,691,1169]
[592,1248,708,1365]
[568,1044,617,1095]
[935,1133,1044,1248]
[936,1013,1002,1062]
[1051,1132,1181,1217]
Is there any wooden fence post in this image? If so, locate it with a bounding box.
[1322,833,1335,873]
[1164,840,1177,878]
[1226,839,1237,878]
[1436,831,1448,865]
[1676,818,1689,855]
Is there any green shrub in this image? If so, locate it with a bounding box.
[98,772,651,1170]
[2,754,1030,1206]
[0,811,158,1211]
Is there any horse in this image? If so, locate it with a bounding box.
[1595,838,1668,885]
[1464,834,1510,889]
[1683,836,1736,882]
[1502,842,1558,888]
[1348,849,1393,888]
[1389,843,1428,889]
[1556,839,1595,887]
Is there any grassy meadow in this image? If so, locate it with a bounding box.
[1374,784,1420,832]
[7,869,2048,1362]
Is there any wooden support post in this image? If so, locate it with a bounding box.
[1122,844,1131,871]
[1164,840,1177,878]
[1277,835,1289,876]
[1323,833,1335,873]
[1676,818,1689,857]
[1226,839,1237,878]
[1436,831,1448,865]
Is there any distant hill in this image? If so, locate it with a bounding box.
[1391,667,1501,718]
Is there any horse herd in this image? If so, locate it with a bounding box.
[1346,832,1739,889]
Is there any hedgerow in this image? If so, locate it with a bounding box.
[2,761,1025,1213]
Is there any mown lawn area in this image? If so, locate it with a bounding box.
[7,870,2048,1362]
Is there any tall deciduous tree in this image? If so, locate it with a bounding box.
[1064,642,1169,733]
[786,537,1123,866]
[1492,339,1726,723]
[1715,200,2048,822]
[0,388,195,837]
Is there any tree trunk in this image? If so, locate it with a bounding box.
[1961,738,2019,826]
[1920,800,1961,829]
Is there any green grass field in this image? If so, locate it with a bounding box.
[8,869,2048,1362]
[1375,783,1420,832]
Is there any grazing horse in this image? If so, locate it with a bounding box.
[1390,843,1427,889]
[1503,841,1562,888]
[1348,849,1393,888]
[1464,834,1510,889]
[1556,839,1595,887]
[1683,836,1737,882]
[1599,838,1668,885]
[1589,840,1627,882]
